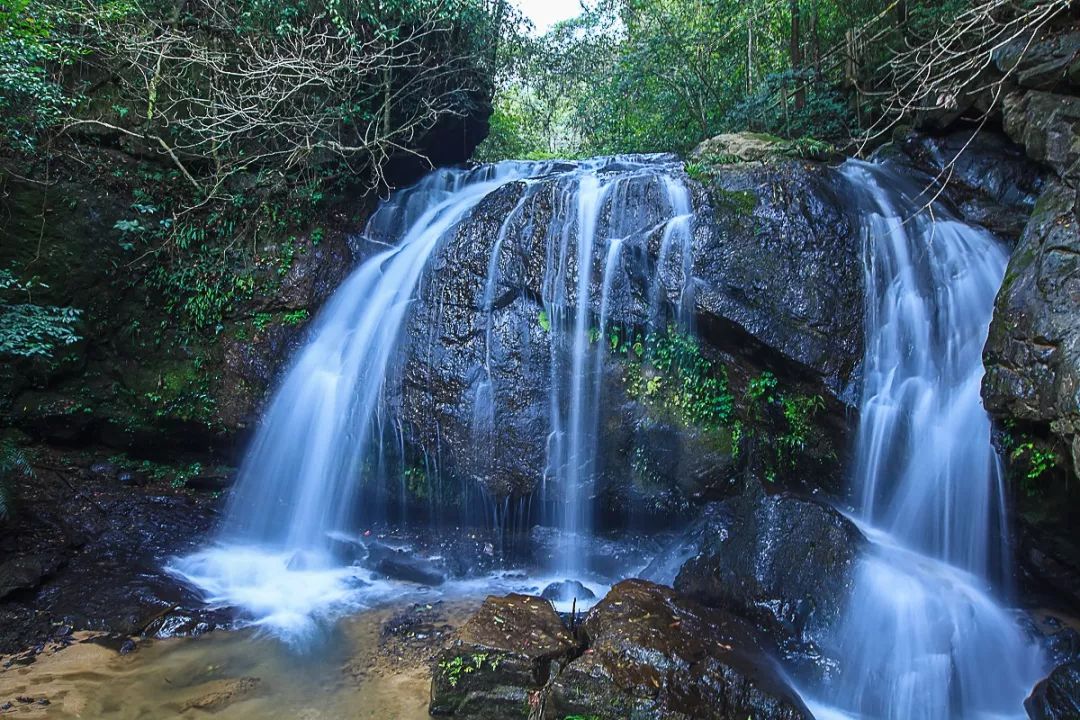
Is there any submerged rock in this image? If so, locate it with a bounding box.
[429,593,579,719]
[674,480,863,678]
[1026,661,1080,720]
[540,580,596,603]
[365,542,446,586]
[545,579,811,720]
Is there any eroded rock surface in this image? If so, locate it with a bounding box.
[545,579,811,720]
[674,481,863,678]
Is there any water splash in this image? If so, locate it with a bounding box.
[802,161,1044,718]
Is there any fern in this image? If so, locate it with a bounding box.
[0,441,33,521]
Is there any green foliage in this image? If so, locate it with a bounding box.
[439,652,502,688]
[744,371,829,474]
[0,268,81,358]
[0,440,33,521]
[622,326,734,430]
[107,454,210,489]
[1002,426,1059,496]
[538,309,552,332]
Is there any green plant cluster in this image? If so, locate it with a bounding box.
[107,454,216,490]
[1001,423,1059,497]
[439,652,502,689]
[0,268,82,358]
[740,370,830,480]
[0,440,33,521]
[619,326,734,430]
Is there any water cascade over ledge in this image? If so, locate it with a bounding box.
[802,160,1045,720]
[169,155,698,637]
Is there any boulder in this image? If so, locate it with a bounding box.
[0,555,62,600]
[429,593,579,719]
[691,132,797,163]
[540,580,596,604]
[674,480,864,677]
[365,541,446,586]
[544,579,811,720]
[1026,661,1080,720]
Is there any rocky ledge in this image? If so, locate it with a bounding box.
[0,447,224,655]
[430,579,812,720]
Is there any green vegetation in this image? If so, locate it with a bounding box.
[620,326,734,430]
[0,268,81,358]
[438,652,502,688]
[0,440,33,521]
[1001,423,1061,497]
[1,0,512,345]
[477,0,1031,159]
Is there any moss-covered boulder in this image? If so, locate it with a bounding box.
[429,593,580,719]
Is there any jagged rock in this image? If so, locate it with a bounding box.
[544,579,811,720]
[1026,661,1080,720]
[995,30,1080,92]
[897,129,1046,239]
[1003,91,1080,182]
[674,480,863,678]
[429,593,579,719]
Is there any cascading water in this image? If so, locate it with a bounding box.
[170,155,698,635]
[803,160,1045,719]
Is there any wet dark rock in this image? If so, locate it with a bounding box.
[0,451,222,654]
[1026,661,1080,720]
[984,181,1080,481]
[694,160,863,402]
[544,579,811,720]
[119,639,137,655]
[393,156,860,506]
[674,480,863,679]
[365,541,446,586]
[983,178,1080,605]
[897,130,1046,239]
[540,580,596,603]
[430,593,579,719]
[0,555,63,601]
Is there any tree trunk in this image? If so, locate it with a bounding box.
[789,0,805,110]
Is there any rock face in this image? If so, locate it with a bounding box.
[429,593,579,719]
[545,579,811,720]
[431,581,813,720]
[390,154,862,510]
[984,181,1080,477]
[1026,661,1080,720]
[674,481,864,678]
[964,21,1080,606]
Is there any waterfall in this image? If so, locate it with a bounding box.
[170,155,696,637]
[803,160,1045,719]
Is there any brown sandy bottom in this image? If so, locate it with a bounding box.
[0,600,481,719]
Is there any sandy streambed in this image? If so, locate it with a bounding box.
[0,600,479,719]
